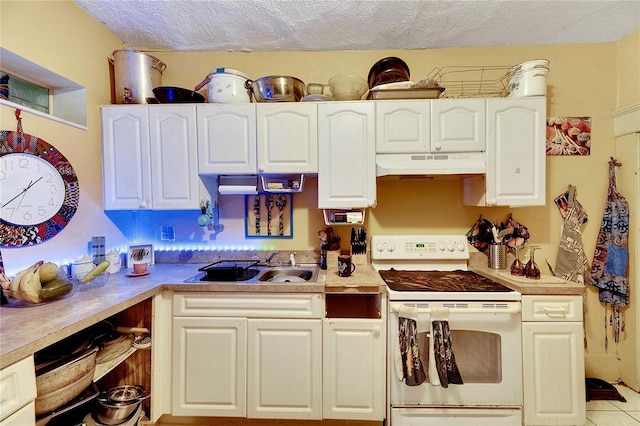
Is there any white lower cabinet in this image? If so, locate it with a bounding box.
[323,293,386,421]
[0,402,35,426]
[247,319,322,419]
[522,295,586,426]
[0,356,36,426]
[171,293,323,420]
[323,318,385,421]
[172,316,247,417]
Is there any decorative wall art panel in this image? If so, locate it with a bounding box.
[546,117,591,156]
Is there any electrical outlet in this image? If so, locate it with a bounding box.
[161,225,175,241]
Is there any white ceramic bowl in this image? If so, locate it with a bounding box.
[328,75,369,101]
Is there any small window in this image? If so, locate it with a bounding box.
[1,73,50,114]
[0,47,87,130]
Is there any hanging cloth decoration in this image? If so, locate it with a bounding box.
[554,185,593,285]
[590,158,629,350]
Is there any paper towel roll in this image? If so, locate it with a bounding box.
[218,185,257,195]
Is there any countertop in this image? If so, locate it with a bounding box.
[0,253,583,368]
[468,252,586,296]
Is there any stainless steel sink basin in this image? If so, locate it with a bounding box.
[257,266,318,283]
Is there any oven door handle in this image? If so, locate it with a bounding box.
[390,302,521,314]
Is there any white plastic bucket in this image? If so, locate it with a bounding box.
[206,68,251,103]
[509,67,548,97]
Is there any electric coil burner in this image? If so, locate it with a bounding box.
[379,269,515,293]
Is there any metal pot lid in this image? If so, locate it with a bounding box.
[208,67,250,79]
[105,385,145,403]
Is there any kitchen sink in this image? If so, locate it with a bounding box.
[257,266,318,283]
[183,264,319,284]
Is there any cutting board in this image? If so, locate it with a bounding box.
[497,271,567,284]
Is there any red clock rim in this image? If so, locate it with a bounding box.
[0,130,79,248]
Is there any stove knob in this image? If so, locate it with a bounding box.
[438,242,446,252]
[376,241,386,252]
[457,242,466,251]
[387,242,396,252]
[447,242,455,252]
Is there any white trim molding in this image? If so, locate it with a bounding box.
[613,103,640,136]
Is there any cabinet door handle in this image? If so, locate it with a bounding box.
[542,306,568,317]
[373,326,381,336]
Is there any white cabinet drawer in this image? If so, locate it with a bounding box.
[173,293,324,318]
[0,401,35,426]
[0,356,36,422]
[522,295,583,322]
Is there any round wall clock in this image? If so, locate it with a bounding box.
[0,129,80,247]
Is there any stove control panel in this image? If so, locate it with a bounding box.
[371,235,469,260]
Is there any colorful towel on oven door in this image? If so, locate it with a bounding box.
[396,305,427,386]
[429,307,463,388]
[590,158,629,350]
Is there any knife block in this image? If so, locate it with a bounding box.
[327,249,369,270]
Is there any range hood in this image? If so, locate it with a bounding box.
[376,152,486,177]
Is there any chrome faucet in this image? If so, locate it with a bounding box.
[265,251,279,265]
[289,252,296,267]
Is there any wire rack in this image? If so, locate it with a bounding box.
[426,66,514,98]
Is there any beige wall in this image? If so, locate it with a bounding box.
[616,29,640,108]
[1,1,129,267]
[1,1,637,385]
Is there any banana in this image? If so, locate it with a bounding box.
[9,270,29,301]
[80,260,110,284]
[0,273,11,290]
[19,265,43,304]
[9,261,43,302]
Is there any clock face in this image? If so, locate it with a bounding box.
[0,130,79,247]
[1,153,66,225]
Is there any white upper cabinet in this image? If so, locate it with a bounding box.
[256,103,318,174]
[197,104,257,175]
[318,102,376,209]
[148,105,200,209]
[376,101,430,153]
[376,99,486,154]
[431,98,486,152]
[102,105,151,210]
[197,103,317,175]
[102,105,200,210]
[486,97,546,206]
[464,97,546,207]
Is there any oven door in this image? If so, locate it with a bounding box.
[389,301,522,407]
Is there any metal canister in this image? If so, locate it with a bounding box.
[110,50,166,104]
[488,243,507,269]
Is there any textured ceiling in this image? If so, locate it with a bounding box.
[74,0,640,52]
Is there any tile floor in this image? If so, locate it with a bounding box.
[587,383,640,425]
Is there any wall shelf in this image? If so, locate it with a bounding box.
[322,209,366,226]
[260,174,304,193]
